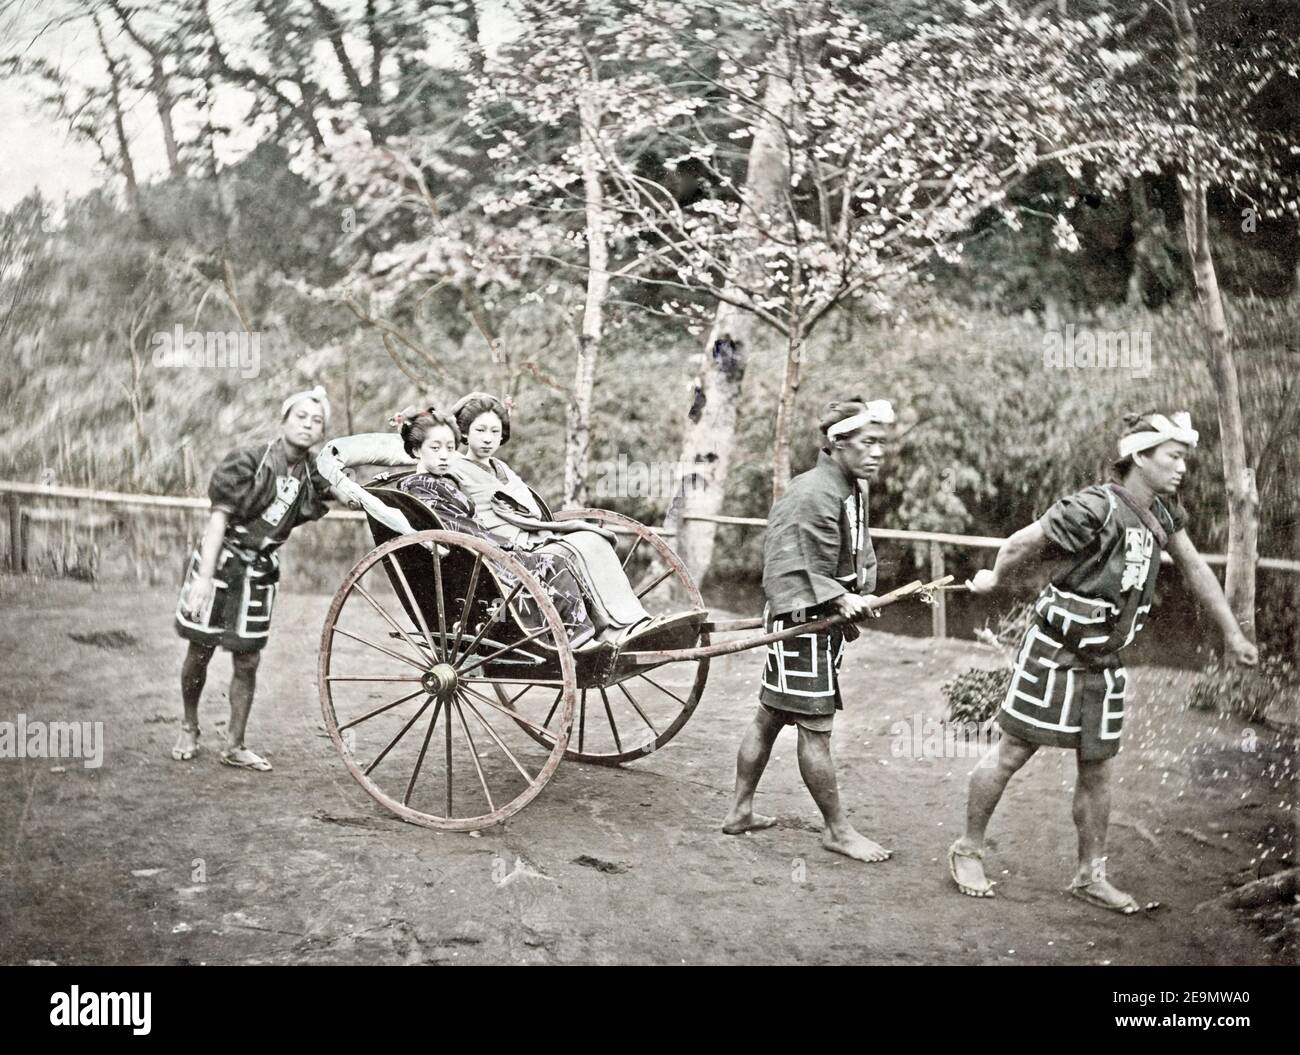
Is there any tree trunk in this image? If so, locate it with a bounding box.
[663,29,794,585]
[153,58,185,179]
[1126,178,1151,307]
[771,326,803,499]
[565,85,608,508]
[1173,0,1258,646]
[94,16,141,215]
[106,3,185,180]
[465,1,486,79]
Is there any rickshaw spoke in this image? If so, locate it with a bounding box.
[461,683,555,739]
[616,681,659,736]
[431,544,450,658]
[403,697,444,806]
[635,566,674,600]
[578,690,587,753]
[457,624,557,678]
[502,684,532,709]
[331,625,429,672]
[460,693,535,783]
[453,695,495,813]
[352,581,433,666]
[542,688,564,729]
[598,686,623,754]
[450,553,483,662]
[364,696,434,776]
[445,696,454,816]
[338,687,426,732]
[387,555,439,661]
[457,582,524,666]
[621,533,643,571]
[635,671,690,711]
[328,674,424,682]
[462,676,566,687]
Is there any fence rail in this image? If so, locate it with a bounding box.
[3,479,1296,639]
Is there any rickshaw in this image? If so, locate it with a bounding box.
[318,473,950,831]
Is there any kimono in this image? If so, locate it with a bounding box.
[997,483,1185,760]
[451,454,650,633]
[759,451,877,717]
[315,436,594,645]
[394,472,594,644]
[175,440,330,653]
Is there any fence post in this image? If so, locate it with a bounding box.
[929,540,946,639]
[7,494,22,572]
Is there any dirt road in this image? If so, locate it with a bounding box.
[0,577,1292,964]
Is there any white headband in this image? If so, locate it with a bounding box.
[1117,412,1197,459]
[282,385,331,428]
[827,400,896,438]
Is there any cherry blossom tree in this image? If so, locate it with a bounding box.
[461,0,1289,579]
[1167,0,1299,646]
[321,0,1296,600]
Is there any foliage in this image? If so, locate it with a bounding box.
[941,667,1011,726]
[1188,655,1300,725]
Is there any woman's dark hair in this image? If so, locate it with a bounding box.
[400,409,461,458]
[452,393,511,445]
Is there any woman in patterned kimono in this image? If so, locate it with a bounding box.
[173,386,332,770]
[317,409,596,647]
[447,392,665,641]
[948,410,1258,912]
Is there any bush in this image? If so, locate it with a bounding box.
[1187,655,1300,725]
[942,667,1012,725]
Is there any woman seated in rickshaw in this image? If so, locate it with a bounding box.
[319,408,596,646]
[317,405,674,645]
[447,392,660,640]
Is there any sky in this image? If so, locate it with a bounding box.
[0,0,513,211]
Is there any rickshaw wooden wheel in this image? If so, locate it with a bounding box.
[493,508,710,767]
[319,530,577,831]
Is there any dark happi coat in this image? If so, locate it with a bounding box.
[758,451,876,716]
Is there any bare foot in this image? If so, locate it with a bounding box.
[821,827,891,863]
[948,839,994,897]
[722,812,778,835]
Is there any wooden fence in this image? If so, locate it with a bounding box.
[3,479,1298,639]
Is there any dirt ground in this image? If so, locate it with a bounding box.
[0,575,1294,965]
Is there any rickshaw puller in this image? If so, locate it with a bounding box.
[722,398,894,864]
[172,387,331,771]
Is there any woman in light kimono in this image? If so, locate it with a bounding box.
[447,392,655,641]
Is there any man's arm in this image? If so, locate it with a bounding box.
[968,522,1052,594]
[181,509,229,616]
[1166,529,1258,666]
[317,438,418,536]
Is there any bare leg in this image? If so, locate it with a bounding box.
[722,706,784,834]
[1073,756,1112,866]
[174,642,214,759]
[798,726,890,862]
[226,651,261,750]
[1068,755,1137,911]
[180,641,215,726]
[949,731,1038,895]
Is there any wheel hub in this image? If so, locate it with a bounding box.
[422,663,459,701]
